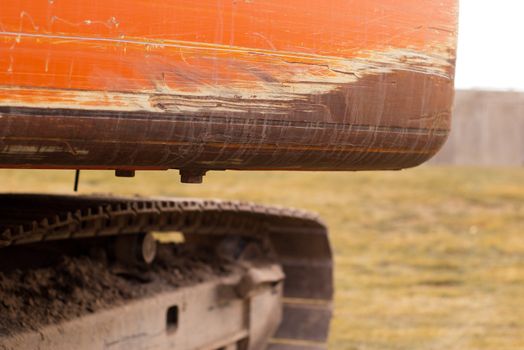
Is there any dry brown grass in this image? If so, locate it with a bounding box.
[1,166,523,349]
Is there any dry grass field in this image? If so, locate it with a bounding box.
[1,166,523,349]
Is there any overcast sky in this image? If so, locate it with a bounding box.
[455,0,524,91]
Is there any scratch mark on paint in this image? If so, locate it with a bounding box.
[1,145,89,156]
[18,11,40,34]
[0,31,454,77]
[44,54,50,73]
[6,56,13,74]
[251,32,277,51]
[49,16,120,30]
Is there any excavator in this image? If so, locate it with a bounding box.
[0,1,458,349]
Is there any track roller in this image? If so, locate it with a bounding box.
[114,232,157,265]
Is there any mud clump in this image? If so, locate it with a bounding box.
[0,244,235,336]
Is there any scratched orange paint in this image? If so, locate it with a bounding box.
[0,0,457,94]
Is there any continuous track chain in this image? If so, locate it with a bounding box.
[0,194,333,349]
[0,194,323,247]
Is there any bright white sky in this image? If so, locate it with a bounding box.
[455,0,524,91]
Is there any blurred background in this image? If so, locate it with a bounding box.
[1,1,523,349]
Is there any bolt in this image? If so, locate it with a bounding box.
[115,169,136,177]
[179,169,207,184]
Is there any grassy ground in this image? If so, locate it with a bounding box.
[1,166,523,349]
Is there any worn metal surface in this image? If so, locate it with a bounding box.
[0,1,458,173]
[0,194,333,349]
[0,265,280,350]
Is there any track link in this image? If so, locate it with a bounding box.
[0,194,333,349]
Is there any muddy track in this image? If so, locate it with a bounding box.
[0,194,334,348]
[0,243,237,336]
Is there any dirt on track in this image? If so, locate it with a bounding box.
[0,243,235,337]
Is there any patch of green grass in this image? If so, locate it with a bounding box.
[1,166,523,349]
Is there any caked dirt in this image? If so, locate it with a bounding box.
[0,243,236,337]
